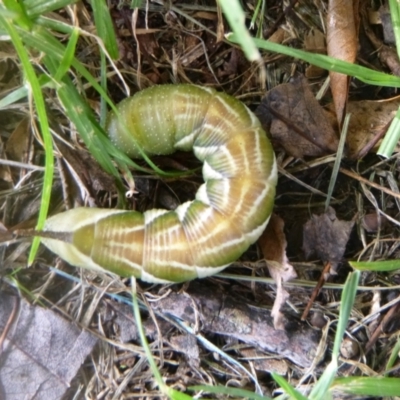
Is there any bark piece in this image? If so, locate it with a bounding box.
[152,286,320,368]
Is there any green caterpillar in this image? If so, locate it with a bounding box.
[41,85,277,283]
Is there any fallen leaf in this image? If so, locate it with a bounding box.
[0,292,97,400]
[258,214,296,330]
[259,214,297,283]
[303,207,355,273]
[256,76,338,158]
[327,0,358,126]
[334,97,400,158]
[5,117,31,164]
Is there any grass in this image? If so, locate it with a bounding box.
[1,0,400,398]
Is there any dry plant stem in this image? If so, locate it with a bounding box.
[365,302,400,355]
[339,167,400,200]
[0,295,20,352]
[301,261,331,321]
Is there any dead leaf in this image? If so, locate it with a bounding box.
[3,118,32,184]
[258,214,296,330]
[303,207,355,273]
[5,117,31,163]
[327,0,359,126]
[256,76,339,158]
[259,214,297,283]
[0,292,97,400]
[334,97,400,158]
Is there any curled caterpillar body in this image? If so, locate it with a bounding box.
[41,85,277,283]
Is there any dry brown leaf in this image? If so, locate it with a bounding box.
[5,117,31,163]
[258,214,296,329]
[330,97,400,158]
[259,214,296,283]
[0,292,97,400]
[327,0,358,126]
[4,117,32,183]
[256,76,338,158]
[303,207,355,273]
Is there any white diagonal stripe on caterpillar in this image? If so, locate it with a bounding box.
[40,84,277,283]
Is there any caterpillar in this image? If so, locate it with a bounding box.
[40,84,277,283]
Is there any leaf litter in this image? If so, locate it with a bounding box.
[1,0,400,398]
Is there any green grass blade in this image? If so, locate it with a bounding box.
[218,0,261,62]
[310,271,360,400]
[309,360,336,400]
[331,377,400,397]
[377,107,400,157]
[350,259,400,272]
[91,0,119,59]
[389,0,400,61]
[0,10,54,264]
[130,278,173,398]
[271,373,308,400]
[54,26,79,81]
[2,0,32,30]
[385,336,400,374]
[168,389,194,400]
[0,85,33,109]
[332,271,360,357]
[24,0,78,18]
[227,34,400,87]
[190,384,272,400]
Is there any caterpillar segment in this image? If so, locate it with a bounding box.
[41,84,277,283]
